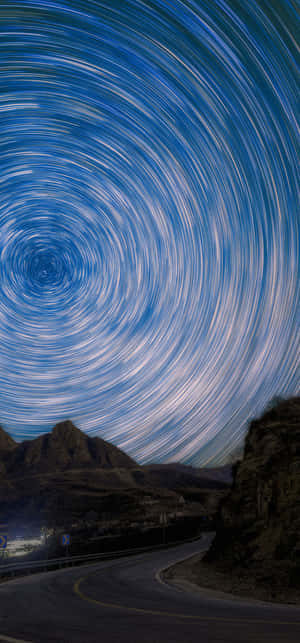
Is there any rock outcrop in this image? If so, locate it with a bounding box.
[0,426,16,452]
[0,426,17,475]
[203,396,300,597]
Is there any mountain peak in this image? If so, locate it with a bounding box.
[52,420,82,437]
[1,419,137,475]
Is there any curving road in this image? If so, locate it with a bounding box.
[0,534,300,643]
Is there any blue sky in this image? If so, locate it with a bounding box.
[0,0,298,465]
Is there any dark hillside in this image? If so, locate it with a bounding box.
[202,396,300,601]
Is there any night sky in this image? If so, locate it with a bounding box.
[0,0,298,466]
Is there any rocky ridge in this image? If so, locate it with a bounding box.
[202,396,300,601]
[0,420,136,476]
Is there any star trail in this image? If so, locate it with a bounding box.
[0,0,298,465]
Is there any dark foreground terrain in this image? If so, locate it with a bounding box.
[195,396,300,603]
[0,534,300,643]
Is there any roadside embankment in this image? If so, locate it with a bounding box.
[161,549,300,605]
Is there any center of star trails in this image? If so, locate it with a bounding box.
[29,249,66,290]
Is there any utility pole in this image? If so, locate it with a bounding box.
[160,512,167,545]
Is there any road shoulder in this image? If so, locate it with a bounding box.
[159,550,300,607]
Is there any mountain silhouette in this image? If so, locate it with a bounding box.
[2,420,136,476]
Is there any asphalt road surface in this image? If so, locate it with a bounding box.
[0,533,300,643]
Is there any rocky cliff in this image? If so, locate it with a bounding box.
[0,426,16,452]
[203,396,300,598]
[0,426,16,475]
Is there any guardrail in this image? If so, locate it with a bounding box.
[0,533,212,581]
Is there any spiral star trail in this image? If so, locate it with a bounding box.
[0,0,298,466]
